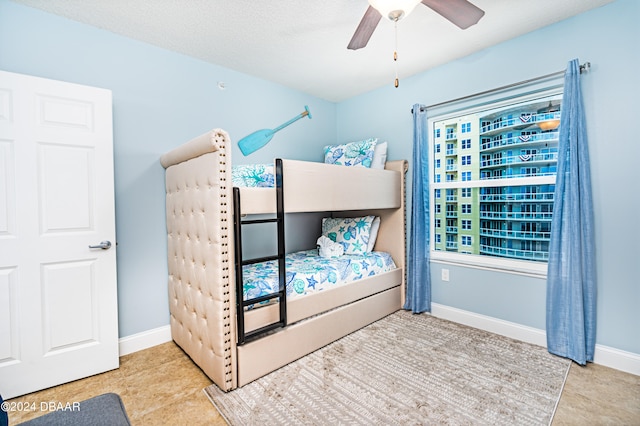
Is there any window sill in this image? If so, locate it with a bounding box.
[430,251,548,279]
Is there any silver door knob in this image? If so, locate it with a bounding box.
[89,240,112,250]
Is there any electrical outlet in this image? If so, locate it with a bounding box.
[441,268,450,282]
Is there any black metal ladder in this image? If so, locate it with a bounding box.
[233,159,286,345]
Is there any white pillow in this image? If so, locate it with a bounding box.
[367,217,380,252]
[371,141,388,170]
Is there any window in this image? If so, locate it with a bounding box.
[446,234,457,249]
[446,143,455,155]
[446,158,455,171]
[446,127,455,139]
[435,143,441,153]
[446,189,456,201]
[434,129,441,138]
[435,159,441,169]
[428,84,562,275]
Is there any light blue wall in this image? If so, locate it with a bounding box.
[337,0,640,355]
[0,0,336,337]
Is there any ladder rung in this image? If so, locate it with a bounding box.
[241,218,279,225]
[244,321,286,343]
[242,254,280,265]
[243,291,284,307]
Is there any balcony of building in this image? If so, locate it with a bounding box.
[479,165,557,180]
[446,226,458,234]
[479,111,561,136]
[479,227,551,241]
[479,245,549,261]
[479,191,555,202]
[446,241,458,250]
[479,211,553,221]
[480,131,559,152]
[479,152,558,169]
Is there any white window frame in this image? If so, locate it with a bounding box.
[428,84,564,277]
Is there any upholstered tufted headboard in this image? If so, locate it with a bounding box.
[161,129,238,391]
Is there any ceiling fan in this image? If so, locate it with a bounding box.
[348,0,485,50]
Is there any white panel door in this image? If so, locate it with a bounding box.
[0,70,118,399]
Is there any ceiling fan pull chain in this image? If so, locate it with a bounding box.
[394,20,399,88]
[394,55,399,88]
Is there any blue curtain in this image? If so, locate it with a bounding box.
[546,59,596,365]
[404,104,431,313]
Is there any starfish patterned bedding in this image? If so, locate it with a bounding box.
[243,249,396,310]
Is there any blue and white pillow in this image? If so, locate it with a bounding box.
[231,163,274,187]
[324,138,378,168]
[321,216,376,255]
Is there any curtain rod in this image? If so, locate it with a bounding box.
[411,62,591,114]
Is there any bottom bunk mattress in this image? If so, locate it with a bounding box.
[243,249,396,308]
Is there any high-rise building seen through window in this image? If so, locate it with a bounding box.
[429,89,562,273]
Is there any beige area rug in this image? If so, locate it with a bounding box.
[205,310,570,425]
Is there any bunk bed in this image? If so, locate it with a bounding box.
[160,129,407,392]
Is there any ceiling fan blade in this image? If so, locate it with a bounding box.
[421,0,485,29]
[347,6,382,50]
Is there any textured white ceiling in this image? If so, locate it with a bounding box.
[11,0,614,102]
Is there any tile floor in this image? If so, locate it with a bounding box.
[6,341,640,425]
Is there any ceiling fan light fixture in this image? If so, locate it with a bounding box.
[368,0,422,21]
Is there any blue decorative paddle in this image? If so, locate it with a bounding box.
[238,106,312,156]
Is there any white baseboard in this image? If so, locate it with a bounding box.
[118,325,172,356]
[431,303,640,376]
[593,345,640,376]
